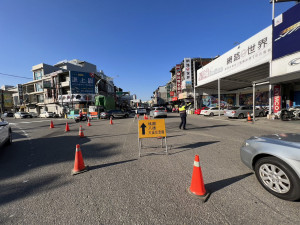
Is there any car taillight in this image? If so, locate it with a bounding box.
[232,111,236,114]
[164,110,167,112]
[155,110,158,112]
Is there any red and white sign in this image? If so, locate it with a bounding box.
[273,85,281,113]
[172,97,178,101]
[170,91,174,97]
[176,64,182,94]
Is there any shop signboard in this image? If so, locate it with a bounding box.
[70,71,95,94]
[184,58,192,83]
[170,91,174,97]
[172,97,178,101]
[197,26,272,86]
[272,4,300,76]
[274,85,281,113]
[176,65,182,94]
[3,93,13,108]
[18,84,23,104]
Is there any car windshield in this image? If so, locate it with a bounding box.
[231,107,240,110]
[155,107,165,110]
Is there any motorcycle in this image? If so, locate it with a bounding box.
[75,114,88,123]
[279,107,300,121]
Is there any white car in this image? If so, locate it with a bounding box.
[200,107,224,116]
[135,108,147,115]
[39,111,54,118]
[0,119,12,148]
[14,112,32,119]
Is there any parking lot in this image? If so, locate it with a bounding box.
[0,113,299,224]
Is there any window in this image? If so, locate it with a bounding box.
[34,70,43,80]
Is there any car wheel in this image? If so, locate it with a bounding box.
[209,112,214,117]
[259,112,264,117]
[254,156,300,201]
[238,113,244,119]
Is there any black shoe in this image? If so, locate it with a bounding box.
[179,126,181,129]
[183,128,187,130]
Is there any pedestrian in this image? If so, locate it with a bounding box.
[179,102,191,130]
[79,110,83,121]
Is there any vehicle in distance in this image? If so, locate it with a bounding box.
[100,110,129,119]
[14,112,32,119]
[240,133,300,201]
[224,106,264,119]
[150,107,167,118]
[194,107,209,115]
[135,107,147,115]
[0,119,12,148]
[39,111,54,118]
[29,112,39,118]
[200,107,224,116]
[2,112,14,117]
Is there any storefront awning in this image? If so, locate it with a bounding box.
[196,63,269,91]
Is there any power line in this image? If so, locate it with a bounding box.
[0,72,32,80]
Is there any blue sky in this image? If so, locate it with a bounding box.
[0,0,295,100]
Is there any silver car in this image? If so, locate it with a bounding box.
[240,133,300,201]
[0,119,12,148]
[150,107,167,118]
[224,106,264,119]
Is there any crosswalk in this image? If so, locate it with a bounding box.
[9,119,66,125]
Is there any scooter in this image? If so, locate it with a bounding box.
[280,107,300,121]
[75,114,88,123]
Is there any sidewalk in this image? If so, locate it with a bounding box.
[188,114,300,133]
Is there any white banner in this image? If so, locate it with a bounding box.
[184,58,192,83]
[197,26,272,87]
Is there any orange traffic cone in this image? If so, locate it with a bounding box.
[110,116,113,125]
[79,125,84,137]
[247,113,252,122]
[71,144,88,175]
[188,155,209,201]
[65,122,70,132]
[87,118,91,126]
[50,120,54,129]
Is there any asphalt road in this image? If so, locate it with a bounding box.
[0,114,299,224]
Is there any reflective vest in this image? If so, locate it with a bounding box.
[179,105,187,114]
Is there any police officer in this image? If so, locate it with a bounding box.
[179,102,191,130]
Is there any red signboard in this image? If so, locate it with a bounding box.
[172,97,178,101]
[176,64,182,94]
[273,85,281,113]
[170,91,174,96]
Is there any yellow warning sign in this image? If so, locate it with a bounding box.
[138,119,166,139]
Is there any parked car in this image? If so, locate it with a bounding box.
[14,112,32,119]
[194,107,209,115]
[224,106,264,119]
[39,111,54,118]
[0,118,12,148]
[240,133,300,201]
[135,107,147,115]
[29,112,39,118]
[200,107,224,116]
[100,110,129,119]
[2,112,14,117]
[150,107,167,118]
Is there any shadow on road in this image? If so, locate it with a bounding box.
[169,141,219,155]
[89,159,137,171]
[205,172,253,201]
[0,174,69,206]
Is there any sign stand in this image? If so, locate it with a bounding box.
[138,119,168,157]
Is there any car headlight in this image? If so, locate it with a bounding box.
[242,141,250,147]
